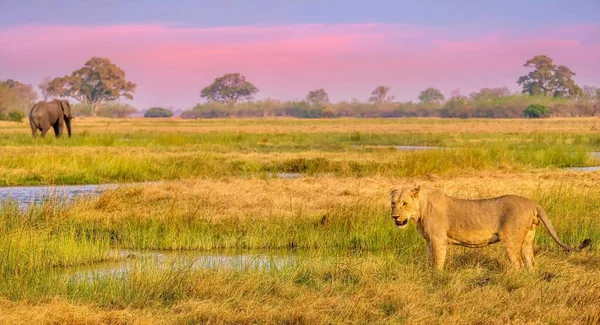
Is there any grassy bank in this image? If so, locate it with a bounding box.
[0,174,598,323]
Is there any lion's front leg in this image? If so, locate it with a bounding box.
[430,239,448,270]
[426,241,434,268]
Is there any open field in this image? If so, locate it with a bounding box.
[0,117,599,324]
[0,118,599,186]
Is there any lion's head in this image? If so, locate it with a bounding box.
[390,186,421,229]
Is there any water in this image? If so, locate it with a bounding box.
[562,151,600,171]
[0,183,152,209]
[267,172,303,179]
[66,249,298,281]
[0,175,304,210]
[394,145,444,151]
[354,145,444,151]
[563,166,600,172]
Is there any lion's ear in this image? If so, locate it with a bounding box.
[411,185,421,198]
[389,187,399,196]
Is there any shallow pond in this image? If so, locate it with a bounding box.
[394,145,444,151]
[0,174,306,209]
[563,166,600,172]
[0,183,148,209]
[66,249,299,281]
[354,145,445,151]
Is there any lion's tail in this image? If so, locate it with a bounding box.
[536,205,591,252]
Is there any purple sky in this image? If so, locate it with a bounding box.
[1,1,599,110]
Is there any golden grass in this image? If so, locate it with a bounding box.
[1,172,599,324]
[1,117,600,324]
[65,170,599,222]
[1,117,600,135]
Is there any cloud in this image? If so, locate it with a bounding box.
[0,23,598,109]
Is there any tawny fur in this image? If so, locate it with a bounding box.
[390,186,591,270]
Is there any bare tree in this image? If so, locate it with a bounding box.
[38,76,52,101]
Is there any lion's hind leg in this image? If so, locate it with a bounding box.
[500,233,524,270]
[521,226,537,269]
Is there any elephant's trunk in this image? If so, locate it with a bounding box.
[65,118,72,138]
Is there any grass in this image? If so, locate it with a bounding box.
[1,174,599,323]
[0,128,597,185]
[1,117,600,323]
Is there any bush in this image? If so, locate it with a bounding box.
[144,107,173,118]
[524,104,551,118]
[8,111,23,122]
[97,102,138,118]
[0,110,24,122]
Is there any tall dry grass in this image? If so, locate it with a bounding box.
[0,173,598,324]
[0,117,599,323]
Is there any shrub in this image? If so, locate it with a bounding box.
[524,104,551,118]
[8,111,23,122]
[0,110,24,122]
[97,102,138,118]
[144,107,173,118]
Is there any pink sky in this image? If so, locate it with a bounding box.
[1,23,599,110]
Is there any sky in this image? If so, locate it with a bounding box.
[1,0,599,110]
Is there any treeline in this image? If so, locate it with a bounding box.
[0,79,37,121]
[181,92,600,119]
[2,54,600,120]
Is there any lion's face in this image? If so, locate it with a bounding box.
[390,186,421,229]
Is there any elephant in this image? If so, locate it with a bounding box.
[29,99,72,138]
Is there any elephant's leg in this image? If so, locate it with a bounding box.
[30,123,37,137]
[40,127,50,138]
[57,121,65,137]
[52,122,60,138]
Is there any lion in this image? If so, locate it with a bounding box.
[390,186,591,270]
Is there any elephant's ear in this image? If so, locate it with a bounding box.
[60,100,72,119]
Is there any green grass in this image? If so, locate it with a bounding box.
[2,118,600,185]
[0,142,594,186]
[1,118,600,323]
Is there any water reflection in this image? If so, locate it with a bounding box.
[563,166,600,172]
[66,249,298,281]
[0,183,153,209]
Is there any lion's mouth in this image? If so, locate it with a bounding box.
[395,219,408,227]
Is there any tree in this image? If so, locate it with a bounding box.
[144,107,173,118]
[0,83,19,115]
[0,79,37,113]
[517,55,557,96]
[418,87,445,104]
[200,73,258,105]
[368,85,394,103]
[524,104,551,118]
[47,57,137,116]
[305,88,330,105]
[38,76,53,101]
[517,55,583,99]
[553,65,583,98]
[582,86,598,102]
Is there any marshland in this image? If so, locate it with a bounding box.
[0,117,599,324]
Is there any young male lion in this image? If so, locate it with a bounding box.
[390,186,591,270]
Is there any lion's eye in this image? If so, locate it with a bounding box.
[402,202,408,207]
